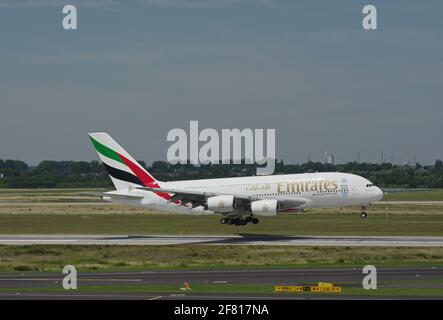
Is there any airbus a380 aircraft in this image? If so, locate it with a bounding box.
[89,132,383,226]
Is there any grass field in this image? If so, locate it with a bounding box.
[0,187,443,235]
[0,205,442,235]
[383,189,443,201]
[1,245,443,272]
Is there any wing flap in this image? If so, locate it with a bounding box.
[136,186,250,200]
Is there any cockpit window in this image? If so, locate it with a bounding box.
[366,183,375,187]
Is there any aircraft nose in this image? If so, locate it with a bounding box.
[375,187,384,201]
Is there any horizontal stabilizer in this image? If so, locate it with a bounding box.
[80,192,144,200]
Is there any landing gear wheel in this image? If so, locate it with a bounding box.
[225,216,257,226]
[360,212,367,219]
[244,216,259,225]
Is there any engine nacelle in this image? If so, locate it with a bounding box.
[251,199,278,216]
[206,195,235,213]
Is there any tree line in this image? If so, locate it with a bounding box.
[1,158,443,188]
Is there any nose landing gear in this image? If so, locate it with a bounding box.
[360,206,368,219]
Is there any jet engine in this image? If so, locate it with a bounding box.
[206,195,236,213]
[251,199,278,216]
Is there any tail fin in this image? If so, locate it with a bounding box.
[88,132,157,190]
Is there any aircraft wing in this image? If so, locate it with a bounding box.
[136,186,251,208]
[136,186,305,210]
[138,186,249,198]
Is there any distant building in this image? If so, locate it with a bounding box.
[324,149,335,165]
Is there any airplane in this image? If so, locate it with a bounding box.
[88,132,384,226]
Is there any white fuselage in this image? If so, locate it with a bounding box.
[103,172,383,215]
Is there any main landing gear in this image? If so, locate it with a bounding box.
[220,215,259,226]
[360,206,368,219]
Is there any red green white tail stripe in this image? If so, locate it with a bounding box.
[88,132,157,188]
[88,132,175,202]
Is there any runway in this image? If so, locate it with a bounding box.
[0,267,442,300]
[2,267,442,287]
[1,234,443,246]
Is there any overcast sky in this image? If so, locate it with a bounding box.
[1,0,442,165]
